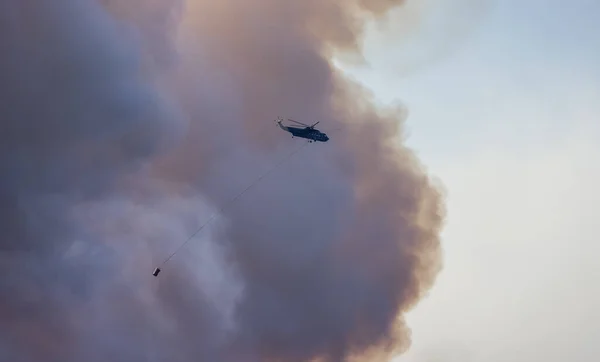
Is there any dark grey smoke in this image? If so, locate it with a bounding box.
[0,1,445,361]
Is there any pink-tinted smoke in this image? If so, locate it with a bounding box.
[0,1,444,361]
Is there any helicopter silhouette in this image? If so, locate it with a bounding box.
[275,117,329,143]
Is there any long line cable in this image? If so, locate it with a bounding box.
[155,140,310,273]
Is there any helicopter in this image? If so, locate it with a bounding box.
[275,117,329,143]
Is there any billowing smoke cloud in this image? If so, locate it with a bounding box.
[0,0,445,361]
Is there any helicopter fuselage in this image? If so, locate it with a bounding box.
[278,123,329,142]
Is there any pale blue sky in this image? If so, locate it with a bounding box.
[337,1,600,361]
[340,0,599,166]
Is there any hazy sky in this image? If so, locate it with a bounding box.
[338,0,600,361]
[2,1,596,361]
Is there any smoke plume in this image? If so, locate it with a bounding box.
[0,0,445,361]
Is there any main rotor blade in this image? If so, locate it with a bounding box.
[287,118,310,127]
[310,121,320,128]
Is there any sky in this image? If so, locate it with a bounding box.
[1,1,598,361]
[337,0,600,361]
